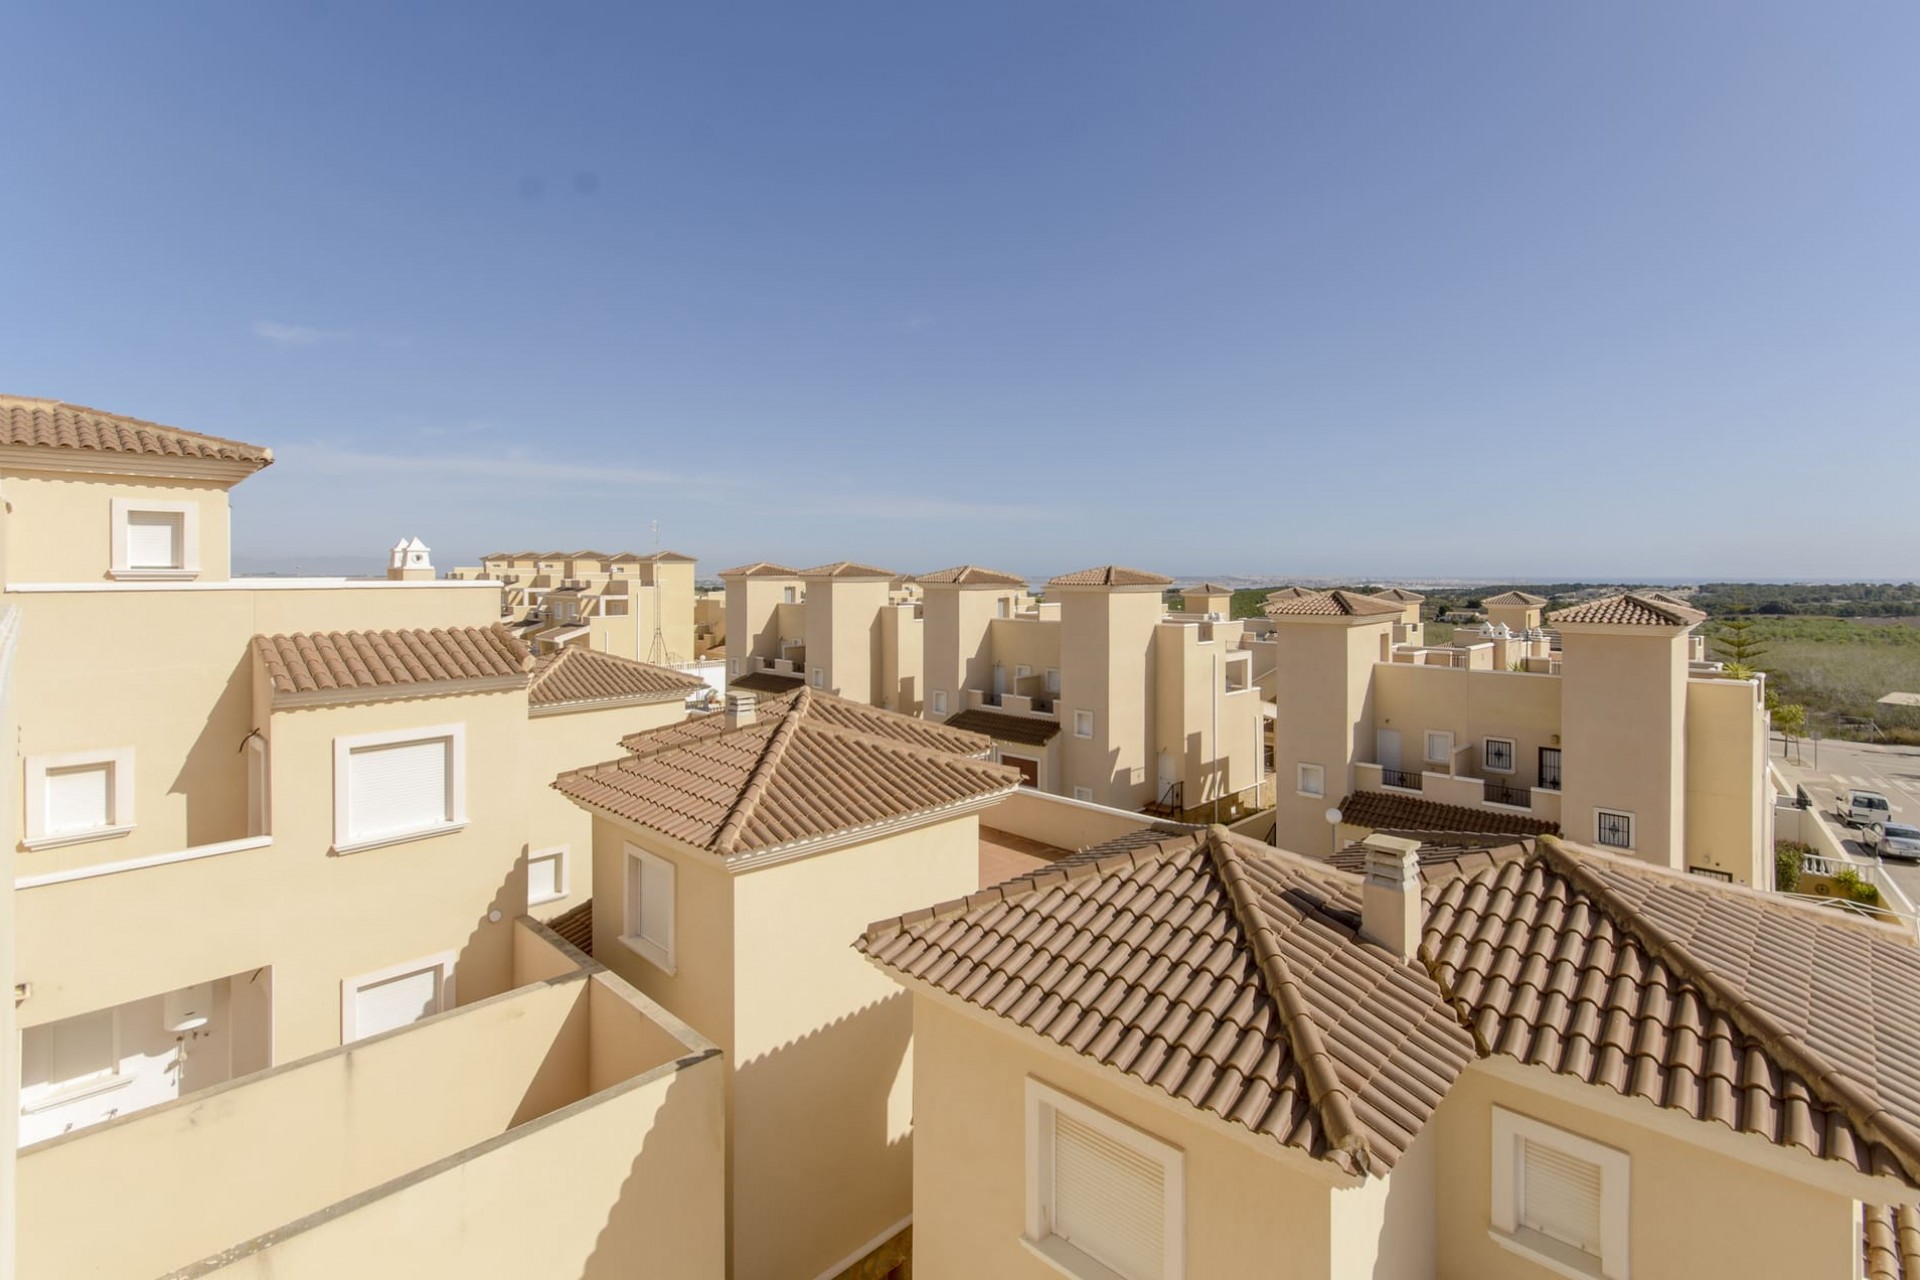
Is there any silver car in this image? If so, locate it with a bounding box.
[1868,822,1920,862]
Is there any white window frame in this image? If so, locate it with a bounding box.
[931,689,949,716]
[1016,663,1033,680]
[998,597,1013,619]
[729,657,741,676]
[783,586,797,604]
[1424,730,1454,764]
[1595,808,1635,852]
[1074,710,1095,739]
[110,498,200,580]
[1490,1107,1630,1280]
[331,724,468,855]
[1072,786,1094,803]
[1483,737,1517,774]
[810,667,825,688]
[526,846,569,907]
[1045,668,1062,695]
[1296,763,1325,799]
[622,844,677,974]
[340,950,457,1043]
[18,1008,129,1112]
[1024,1077,1185,1280]
[23,747,136,850]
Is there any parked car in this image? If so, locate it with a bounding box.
[1867,823,1920,862]
[1837,789,1894,828]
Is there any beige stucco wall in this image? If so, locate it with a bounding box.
[908,994,1348,1279]
[1059,587,1162,809]
[1432,1061,1860,1279]
[806,577,891,704]
[724,576,800,672]
[1,469,237,585]
[878,601,923,714]
[1684,676,1770,885]
[525,698,687,919]
[922,585,1003,718]
[983,786,1164,851]
[1152,622,1265,812]
[1271,618,1393,854]
[0,606,21,1280]
[1559,627,1689,868]
[1370,662,1564,794]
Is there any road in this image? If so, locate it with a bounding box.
[1770,735,1920,904]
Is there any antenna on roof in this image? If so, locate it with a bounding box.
[645,517,682,667]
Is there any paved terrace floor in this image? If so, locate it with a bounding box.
[980,826,1070,889]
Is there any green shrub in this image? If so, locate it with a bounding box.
[1831,864,1882,906]
[1775,841,1807,892]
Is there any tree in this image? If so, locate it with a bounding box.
[1712,616,1769,666]
[1773,702,1807,743]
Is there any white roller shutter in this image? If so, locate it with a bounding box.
[352,965,442,1040]
[126,511,183,569]
[1521,1138,1602,1254]
[528,851,563,902]
[1052,1109,1166,1280]
[46,764,112,833]
[347,738,450,840]
[636,853,673,947]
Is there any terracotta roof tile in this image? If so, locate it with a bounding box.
[1263,590,1405,618]
[717,562,802,577]
[1337,790,1560,839]
[625,687,990,757]
[1264,586,1318,601]
[942,708,1061,746]
[1548,593,1706,627]
[1369,588,1426,603]
[798,561,895,578]
[860,827,1476,1174]
[1865,1204,1920,1280]
[916,565,1029,587]
[1481,590,1548,607]
[729,670,806,694]
[1046,565,1174,588]
[254,624,529,697]
[1183,582,1236,595]
[1423,841,1920,1184]
[528,647,707,709]
[560,687,1016,858]
[0,396,273,470]
[545,900,593,955]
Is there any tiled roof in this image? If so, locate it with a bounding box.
[729,669,807,694]
[1423,841,1920,1185]
[1337,790,1560,839]
[557,687,1017,858]
[1866,1205,1920,1280]
[623,687,991,757]
[798,561,895,578]
[0,396,273,470]
[1548,593,1706,628]
[917,565,1028,587]
[545,899,593,955]
[717,562,802,577]
[1369,588,1426,603]
[1046,565,1174,588]
[942,708,1061,746]
[254,625,529,697]
[860,827,1477,1175]
[1329,837,1533,885]
[1184,582,1235,595]
[1263,590,1405,619]
[1481,590,1548,607]
[527,647,706,709]
[1264,586,1317,601]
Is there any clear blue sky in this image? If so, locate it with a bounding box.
[5,2,1916,581]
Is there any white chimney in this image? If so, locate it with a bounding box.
[387,536,435,581]
[724,691,756,728]
[1360,834,1423,959]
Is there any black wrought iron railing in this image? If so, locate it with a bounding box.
[1484,781,1531,808]
[1381,768,1422,790]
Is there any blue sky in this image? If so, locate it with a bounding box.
[5,2,1916,580]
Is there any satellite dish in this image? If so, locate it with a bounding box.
[1324,808,1343,825]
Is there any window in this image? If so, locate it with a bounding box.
[527,847,568,906]
[110,499,200,579]
[333,725,466,853]
[1297,764,1325,798]
[1424,730,1454,763]
[1074,710,1095,738]
[730,658,741,676]
[1072,786,1094,803]
[19,1009,122,1110]
[1025,1078,1184,1280]
[342,953,456,1042]
[623,844,676,972]
[1596,810,1634,851]
[1484,738,1516,774]
[998,597,1012,619]
[1491,1108,1629,1279]
[810,667,825,688]
[1539,747,1563,791]
[23,748,135,849]
[1016,664,1033,680]
[783,586,797,604]
[1045,668,1061,695]
[605,598,628,616]
[931,689,948,716]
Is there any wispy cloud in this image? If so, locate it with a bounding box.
[277,441,698,487]
[252,320,353,347]
[767,492,1070,523]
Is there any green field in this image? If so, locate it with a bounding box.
[1727,618,1920,741]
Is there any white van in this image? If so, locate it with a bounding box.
[1837,789,1893,828]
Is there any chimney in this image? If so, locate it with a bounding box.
[1360,834,1423,959]
[724,691,756,729]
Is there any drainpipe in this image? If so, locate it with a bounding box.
[1212,648,1220,825]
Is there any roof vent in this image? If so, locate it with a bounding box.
[724,691,757,728]
[1361,834,1423,960]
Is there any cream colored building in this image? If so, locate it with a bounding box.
[920,565,1265,821]
[719,560,926,714]
[1265,588,1772,885]
[3,396,724,1277]
[554,686,1020,1280]
[453,548,700,665]
[863,824,1920,1280]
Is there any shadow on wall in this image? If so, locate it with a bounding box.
[730,994,914,1280]
[581,1053,728,1280]
[455,850,529,1010]
[172,647,256,847]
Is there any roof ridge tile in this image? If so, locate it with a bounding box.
[711,687,812,856]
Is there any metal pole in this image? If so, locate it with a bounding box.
[1212,649,1220,825]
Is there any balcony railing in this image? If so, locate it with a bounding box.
[1483,781,1531,808]
[1381,768,1422,791]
